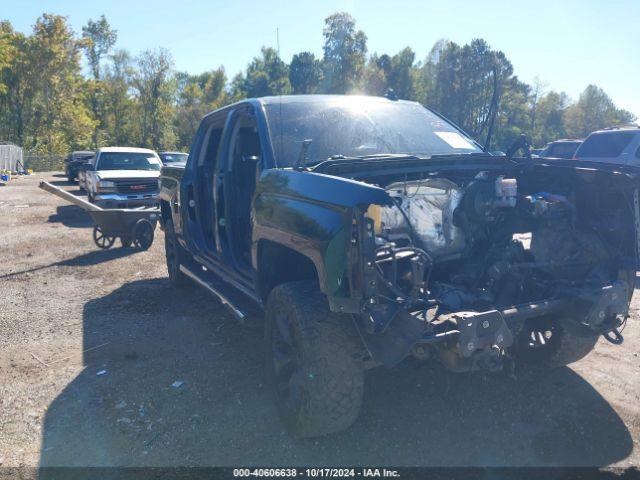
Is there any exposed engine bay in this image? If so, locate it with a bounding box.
[353,167,636,372]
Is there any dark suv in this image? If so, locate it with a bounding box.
[64,150,94,182]
[159,95,636,437]
[539,139,582,159]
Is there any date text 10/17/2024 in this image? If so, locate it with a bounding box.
[233,468,401,478]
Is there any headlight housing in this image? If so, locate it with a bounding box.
[97,180,115,192]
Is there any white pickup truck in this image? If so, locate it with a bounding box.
[85,147,161,208]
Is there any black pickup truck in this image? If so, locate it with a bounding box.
[159,94,637,437]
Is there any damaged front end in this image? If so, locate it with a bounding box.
[348,164,636,372]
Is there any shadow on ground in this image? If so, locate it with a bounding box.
[39,278,633,467]
[0,248,136,280]
[48,205,93,228]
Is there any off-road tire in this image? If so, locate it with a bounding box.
[265,281,364,438]
[513,319,599,368]
[164,218,188,286]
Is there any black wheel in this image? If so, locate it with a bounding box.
[93,225,115,249]
[164,218,188,286]
[120,236,133,248]
[132,219,154,250]
[513,318,599,368]
[265,281,364,438]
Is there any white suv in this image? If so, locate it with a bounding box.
[574,126,640,165]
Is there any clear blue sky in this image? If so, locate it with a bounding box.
[2,0,639,119]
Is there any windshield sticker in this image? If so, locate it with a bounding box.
[148,157,161,165]
[435,131,475,149]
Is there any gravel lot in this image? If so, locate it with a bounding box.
[1,172,639,469]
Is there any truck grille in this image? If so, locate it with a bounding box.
[114,179,158,195]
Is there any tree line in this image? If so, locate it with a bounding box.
[0,12,635,156]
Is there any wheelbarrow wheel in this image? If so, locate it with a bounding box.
[93,225,115,249]
[133,219,154,250]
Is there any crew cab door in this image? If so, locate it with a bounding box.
[217,105,268,273]
[179,110,228,258]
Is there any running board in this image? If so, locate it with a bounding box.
[179,265,247,322]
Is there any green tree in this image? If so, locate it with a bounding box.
[289,52,322,94]
[81,15,117,147]
[564,85,636,138]
[81,15,117,80]
[233,47,290,99]
[0,21,17,95]
[174,67,227,148]
[386,47,416,99]
[531,90,569,146]
[363,54,388,96]
[422,39,519,149]
[102,49,136,145]
[413,39,450,105]
[491,76,532,150]
[29,14,95,154]
[321,12,367,93]
[1,15,94,154]
[132,48,176,149]
[0,23,30,143]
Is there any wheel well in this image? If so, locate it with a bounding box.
[257,240,319,302]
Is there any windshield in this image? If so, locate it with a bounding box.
[575,131,637,158]
[96,152,161,171]
[264,97,482,167]
[160,153,188,163]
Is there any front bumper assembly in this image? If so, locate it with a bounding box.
[355,281,630,370]
[94,192,159,209]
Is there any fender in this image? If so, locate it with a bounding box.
[252,169,392,312]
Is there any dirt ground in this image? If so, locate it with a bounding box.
[1,172,639,469]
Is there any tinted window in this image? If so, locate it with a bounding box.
[545,142,580,159]
[265,97,481,167]
[160,153,188,163]
[575,131,637,158]
[97,152,161,171]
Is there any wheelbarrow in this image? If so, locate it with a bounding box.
[87,208,158,249]
[39,181,159,250]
